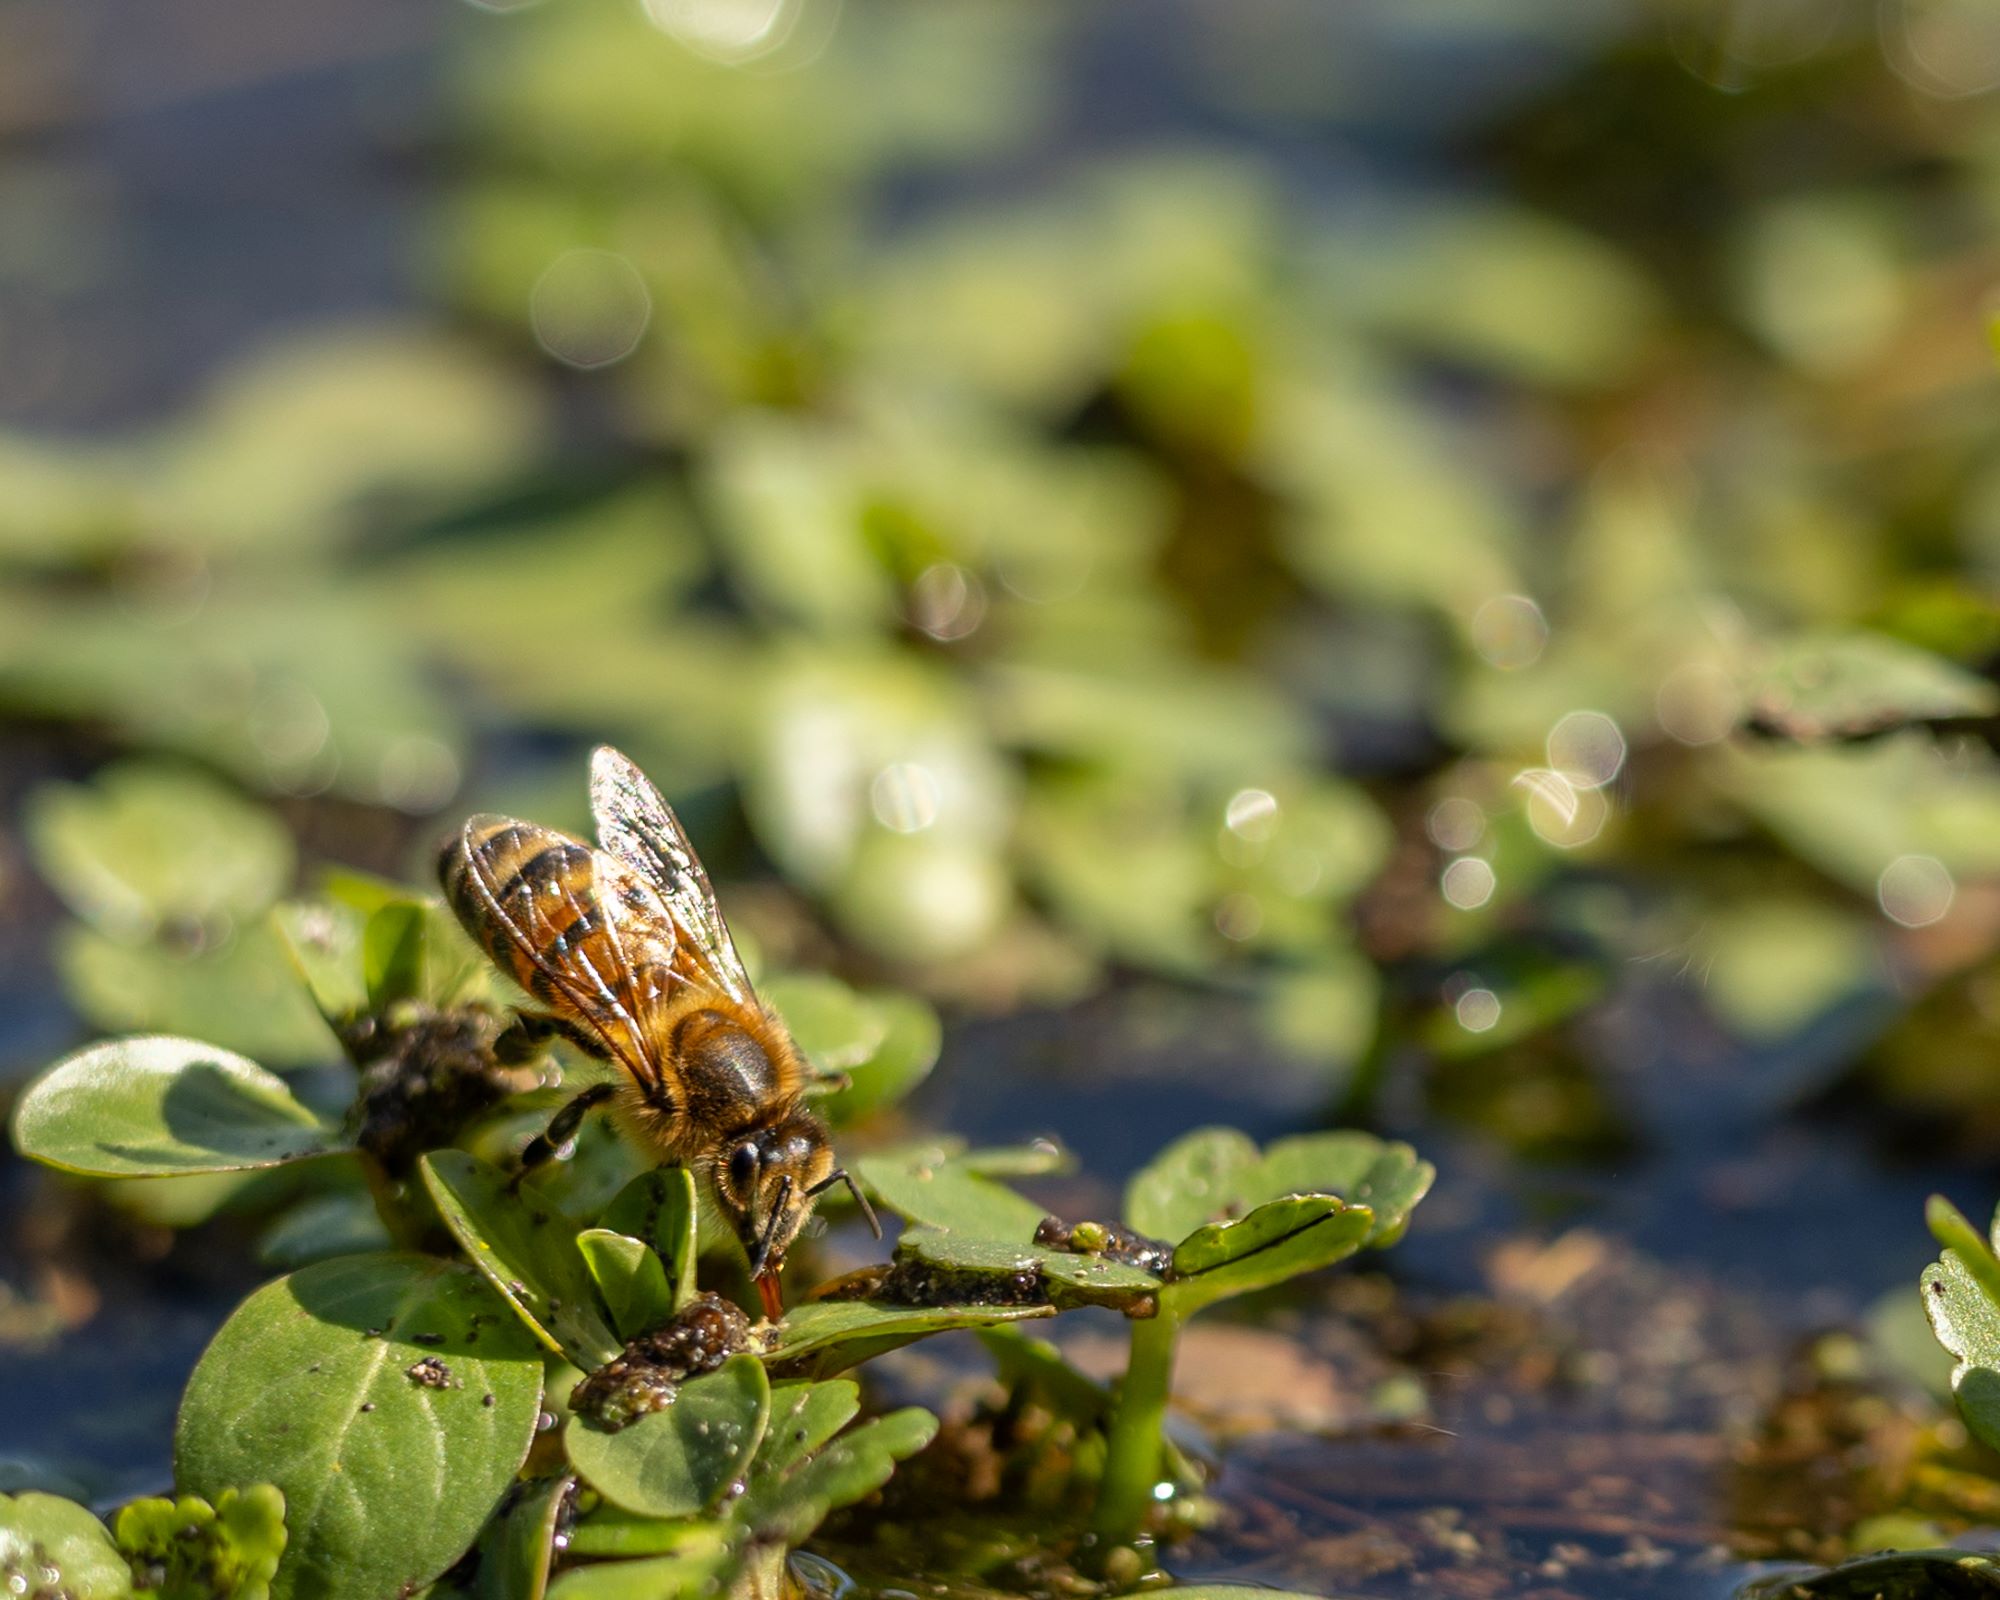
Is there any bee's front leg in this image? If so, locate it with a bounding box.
[511,1081,619,1189]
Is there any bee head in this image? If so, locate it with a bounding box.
[716,1109,835,1292]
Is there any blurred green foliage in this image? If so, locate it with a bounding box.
[6,0,2000,1123]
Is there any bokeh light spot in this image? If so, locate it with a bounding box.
[908,563,986,642]
[1455,987,1503,1033]
[1441,856,1496,911]
[642,0,801,63]
[1426,796,1486,853]
[1546,710,1626,790]
[1470,594,1549,671]
[1878,854,1955,927]
[869,762,941,834]
[529,250,652,371]
[1224,787,1281,842]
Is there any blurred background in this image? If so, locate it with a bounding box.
[7,1,2000,1594]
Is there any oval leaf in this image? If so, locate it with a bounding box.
[175,1252,545,1600]
[1123,1127,1261,1242]
[566,1353,771,1520]
[10,1036,343,1177]
[599,1168,699,1314]
[426,1475,573,1600]
[763,1299,1054,1380]
[576,1230,674,1343]
[0,1492,132,1599]
[855,1145,1050,1240]
[421,1150,623,1369]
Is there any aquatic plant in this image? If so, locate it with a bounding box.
[5,870,1425,1597]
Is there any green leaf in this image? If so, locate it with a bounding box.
[762,1299,1054,1380]
[258,1190,393,1269]
[566,1354,770,1520]
[763,974,942,1124]
[543,1541,736,1600]
[576,1231,673,1343]
[271,900,369,1025]
[897,1229,1162,1310]
[1167,1201,1378,1314]
[361,904,427,1013]
[1124,1127,1432,1250]
[56,924,338,1069]
[1123,1127,1260,1242]
[175,1253,545,1600]
[1746,631,1999,739]
[420,1151,623,1370]
[1925,1198,2000,1455]
[734,1406,938,1548]
[854,1144,1051,1240]
[0,1493,133,1598]
[10,1036,343,1177]
[1247,1133,1433,1246]
[25,762,293,940]
[753,1381,861,1482]
[424,1476,572,1600]
[598,1168,699,1314]
[112,1485,287,1600]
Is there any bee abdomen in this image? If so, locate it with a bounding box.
[439,819,599,999]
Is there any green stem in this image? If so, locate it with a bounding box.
[1093,1307,1181,1546]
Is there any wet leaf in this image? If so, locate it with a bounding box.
[1126,1127,1432,1250]
[1123,1127,1260,1242]
[733,1405,938,1548]
[762,1298,1054,1379]
[898,1229,1161,1309]
[175,1253,544,1600]
[112,1484,286,1600]
[575,1230,673,1343]
[10,1036,344,1177]
[1746,632,1998,740]
[566,1354,770,1520]
[420,1150,623,1369]
[1168,1200,1377,1313]
[0,1493,132,1598]
[598,1167,699,1314]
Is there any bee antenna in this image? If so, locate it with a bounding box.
[808,1168,882,1241]
[751,1173,794,1278]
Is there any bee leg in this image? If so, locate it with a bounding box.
[511,1081,619,1188]
[494,1011,608,1065]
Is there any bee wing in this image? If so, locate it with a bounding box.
[445,815,684,1089]
[589,745,755,1005]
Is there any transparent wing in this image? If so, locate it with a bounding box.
[589,745,755,1004]
[450,815,685,1087]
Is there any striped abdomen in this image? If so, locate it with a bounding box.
[438,816,679,1079]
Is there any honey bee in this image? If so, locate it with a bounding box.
[439,745,876,1319]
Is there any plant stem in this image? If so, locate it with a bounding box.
[1092,1307,1181,1546]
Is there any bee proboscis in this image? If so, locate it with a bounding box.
[439,745,876,1318]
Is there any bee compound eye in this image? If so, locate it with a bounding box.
[728,1143,759,1194]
